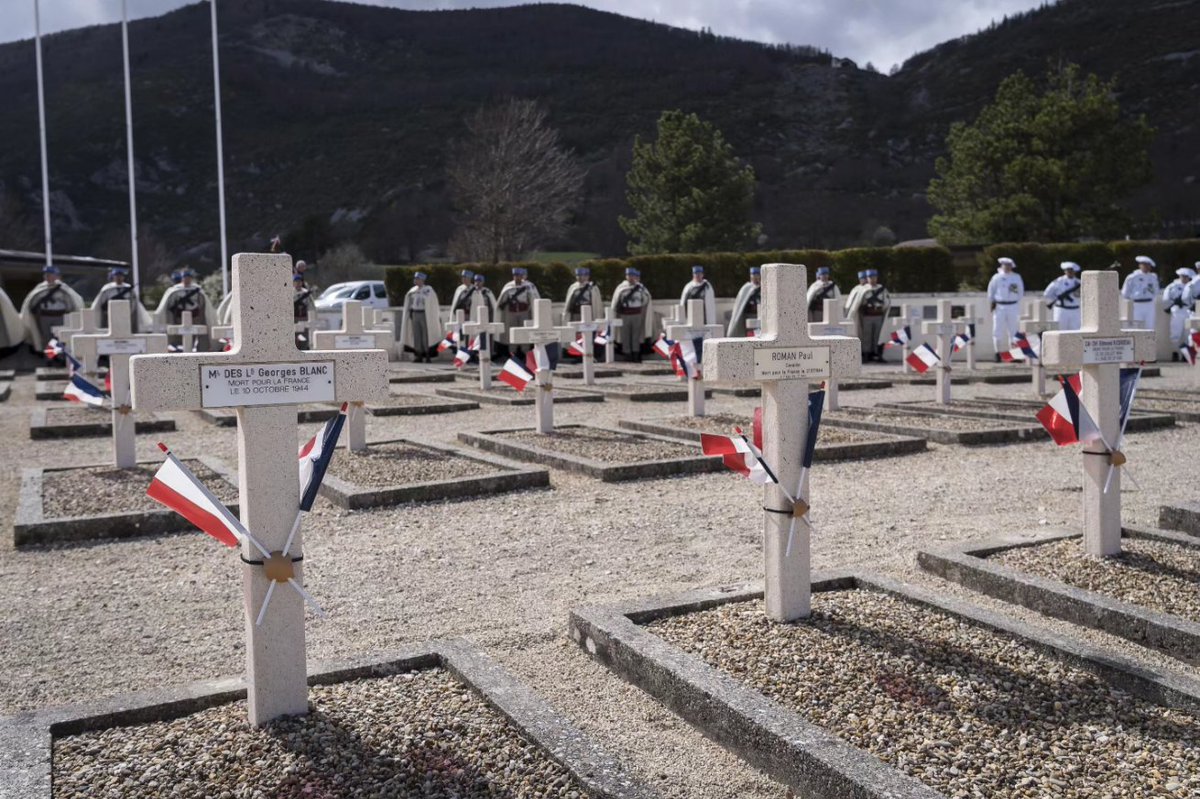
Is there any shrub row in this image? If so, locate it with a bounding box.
[979,239,1200,289]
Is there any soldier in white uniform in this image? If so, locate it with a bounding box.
[679,265,717,325]
[987,257,1024,361]
[845,268,890,361]
[496,266,539,360]
[727,266,761,336]
[92,266,150,332]
[401,271,441,363]
[20,265,85,353]
[449,269,476,318]
[1121,256,1160,332]
[806,266,840,322]
[563,266,603,324]
[611,267,652,362]
[1163,267,1196,358]
[1042,262,1082,332]
[155,267,210,352]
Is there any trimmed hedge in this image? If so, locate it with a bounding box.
[980,239,1200,289]
[1110,239,1200,272]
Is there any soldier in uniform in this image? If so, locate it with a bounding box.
[987,257,1024,361]
[450,269,476,318]
[20,265,84,354]
[845,268,890,361]
[727,266,761,336]
[563,266,603,324]
[806,266,840,322]
[1042,262,1082,332]
[1163,267,1196,358]
[1122,256,1160,332]
[293,274,317,349]
[401,271,441,363]
[611,267,652,362]
[496,266,539,360]
[0,285,24,356]
[679,265,717,324]
[156,267,209,352]
[465,273,498,360]
[92,266,150,332]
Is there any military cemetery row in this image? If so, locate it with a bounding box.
[0,252,1197,799]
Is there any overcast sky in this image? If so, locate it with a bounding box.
[6,0,1050,71]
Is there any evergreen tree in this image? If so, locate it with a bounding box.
[620,110,761,254]
[928,64,1154,244]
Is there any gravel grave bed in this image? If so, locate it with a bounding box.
[45,407,118,424]
[52,668,586,799]
[990,538,1200,621]
[328,442,503,487]
[41,461,234,519]
[828,408,1012,431]
[650,590,1200,798]
[381,392,453,406]
[499,428,696,462]
[662,414,883,444]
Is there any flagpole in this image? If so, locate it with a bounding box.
[34,0,52,268]
[210,0,229,297]
[121,0,141,300]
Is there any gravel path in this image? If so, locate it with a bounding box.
[829,407,1026,431]
[53,668,586,799]
[41,460,234,518]
[991,538,1200,621]
[499,427,698,462]
[650,590,1200,798]
[2,363,1198,799]
[329,441,503,486]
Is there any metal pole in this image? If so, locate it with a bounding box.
[34,0,52,268]
[211,0,229,296]
[122,0,141,299]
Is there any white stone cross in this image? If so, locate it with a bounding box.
[666,299,724,417]
[1040,271,1155,557]
[446,309,468,352]
[920,299,959,405]
[807,298,859,411]
[149,310,169,335]
[64,309,105,376]
[51,310,83,343]
[130,253,387,726]
[463,304,505,390]
[311,301,395,452]
[1019,301,1059,397]
[568,305,601,386]
[898,303,923,373]
[702,264,860,621]
[72,300,168,468]
[660,302,683,332]
[598,308,624,364]
[509,298,575,433]
[953,301,979,370]
[1120,299,1143,330]
[168,310,208,354]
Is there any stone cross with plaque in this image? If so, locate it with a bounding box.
[463,305,505,390]
[167,310,208,354]
[51,310,83,344]
[1040,271,1154,557]
[311,301,395,452]
[568,305,601,386]
[703,264,860,621]
[920,299,959,405]
[130,254,387,726]
[807,298,858,411]
[598,308,623,365]
[1019,301,1059,397]
[897,303,923,373]
[665,299,723,417]
[73,300,168,468]
[953,302,979,370]
[63,309,104,376]
[509,298,575,434]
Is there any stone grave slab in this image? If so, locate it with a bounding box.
[315,437,549,509]
[874,370,970,386]
[822,407,1045,446]
[616,362,677,376]
[918,527,1200,666]
[1137,387,1200,403]
[459,423,724,482]
[876,398,1177,430]
[387,367,455,384]
[617,414,926,461]
[435,383,604,407]
[0,368,15,380]
[555,364,625,379]
[37,366,101,380]
[373,390,478,416]
[579,380,713,403]
[0,381,10,402]
[570,573,1200,799]
[0,640,655,799]
[977,393,1191,424]
[13,456,238,547]
[34,380,69,400]
[1160,501,1200,537]
[29,406,175,439]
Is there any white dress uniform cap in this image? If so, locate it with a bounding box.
[997,257,1016,268]
[1135,255,1156,267]
[1060,262,1081,272]
[1177,267,1197,279]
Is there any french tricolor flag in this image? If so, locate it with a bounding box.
[567,336,586,357]
[670,338,702,379]
[44,337,64,361]
[1182,332,1200,366]
[63,374,106,407]
[453,348,471,368]
[594,326,610,347]
[700,429,778,485]
[653,334,674,360]
[298,404,347,511]
[1000,332,1038,362]
[884,326,911,348]
[65,352,82,377]
[147,443,248,548]
[437,330,458,354]
[905,343,940,373]
[952,329,972,353]
[498,357,534,391]
[1035,374,1103,447]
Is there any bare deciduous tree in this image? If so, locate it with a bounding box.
[447,98,585,263]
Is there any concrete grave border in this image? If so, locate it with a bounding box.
[0,381,10,402]
[33,381,67,400]
[436,385,606,407]
[568,572,1200,799]
[35,367,105,380]
[317,436,550,510]
[918,527,1200,665]
[822,410,1045,446]
[459,423,724,482]
[576,381,713,403]
[13,456,239,547]
[29,406,175,440]
[877,399,1177,431]
[0,639,657,799]
[1160,501,1200,537]
[0,369,16,380]
[616,418,927,461]
[1137,387,1200,403]
[972,393,1200,424]
[369,393,479,416]
[388,369,456,384]
[555,365,625,380]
